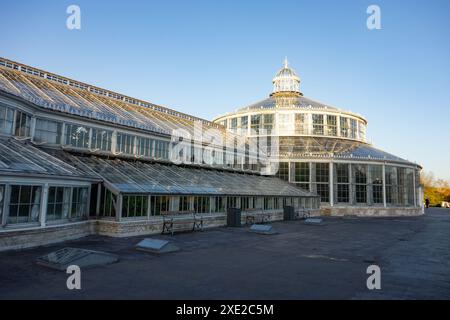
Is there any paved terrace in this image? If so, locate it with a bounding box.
[0,208,449,299]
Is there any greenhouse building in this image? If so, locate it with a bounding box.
[213,58,423,217]
[0,57,321,251]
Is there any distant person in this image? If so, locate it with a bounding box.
[425,198,430,208]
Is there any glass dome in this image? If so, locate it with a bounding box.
[272,58,301,95]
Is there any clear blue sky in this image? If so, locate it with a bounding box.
[1,0,449,181]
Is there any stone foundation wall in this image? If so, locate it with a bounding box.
[0,207,422,252]
[321,206,423,217]
[96,214,228,237]
[0,221,95,252]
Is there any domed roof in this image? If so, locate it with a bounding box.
[275,63,299,79]
[236,95,338,112]
[272,57,301,95]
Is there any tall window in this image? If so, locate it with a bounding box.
[137,136,153,157]
[277,162,289,181]
[263,197,274,210]
[71,187,88,218]
[91,128,112,151]
[350,119,357,139]
[335,163,349,203]
[358,122,366,141]
[240,116,248,135]
[99,187,116,218]
[370,165,383,204]
[354,164,367,204]
[262,114,274,134]
[122,195,148,218]
[312,114,324,135]
[179,196,191,212]
[230,118,238,133]
[315,163,329,202]
[14,111,31,137]
[397,167,407,206]
[250,115,261,134]
[8,185,42,224]
[0,104,14,135]
[65,123,90,148]
[213,197,226,213]
[194,197,210,213]
[295,113,308,134]
[385,166,397,205]
[326,115,337,136]
[406,168,415,206]
[241,197,249,210]
[227,196,238,209]
[340,117,349,137]
[150,196,170,215]
[47,186,71,220]
[294,162,310,191]
[155,140,169,159]
[34,119,62,144]
[116,132,134,154]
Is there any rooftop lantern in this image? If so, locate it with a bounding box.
[271,57,302,97]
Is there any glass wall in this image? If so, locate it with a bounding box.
[334,163,349,203]
[71,187,88,219]
[349,119,357,139]
[353,164,367,204]
[137,136,154,157]
[46,186,71,221]
[262,114,274,134]
[294,162,310,191]
[92,128,112,151]
[99,187,116,218]
[213,196,226,213]
[194,196,210,213]
[370,165,383,205]
[312,114,324,135]
[65,123,90,148]
[326,115,337,136]
[34,119,62,144]
[116,132,135,154]
[150,195,170,215]
[122,194,148,218]
[14,111,31,138]
[155,140,169,159]
[179,196,191,212]
[251,114,261,134]
[277,162,289,181]
[294,113,308,134]
[340,117,349,137]
[0,104,15,135]
[315,163,329,203]
[239,116,248,135]
[8,185,42,224]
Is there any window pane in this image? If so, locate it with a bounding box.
[65,123,90,148]
[34,119,62,144]
[8,185,41,224]
[0,104,14,135]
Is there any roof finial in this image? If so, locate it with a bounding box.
[284,56,289,68]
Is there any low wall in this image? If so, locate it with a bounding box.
[0,207,421,252]
[96,213,228,237]
[0,221,95,252]
[321,206,424,217]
